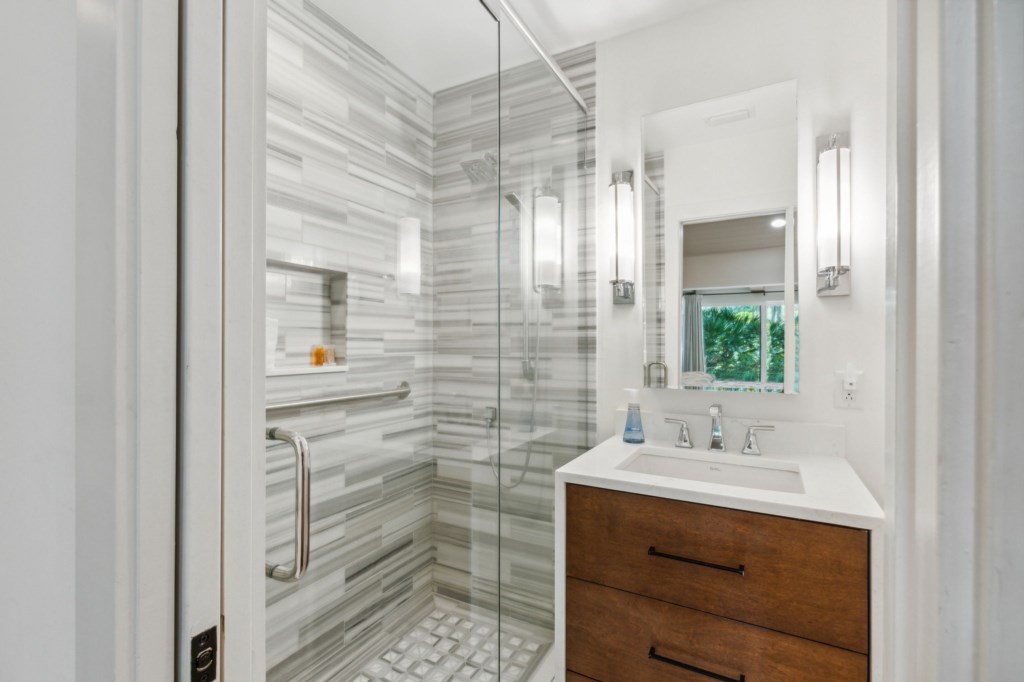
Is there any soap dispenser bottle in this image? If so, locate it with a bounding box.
[622,388,645,443]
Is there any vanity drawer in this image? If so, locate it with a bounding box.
[566,484,869,653]
[567,577,868,682]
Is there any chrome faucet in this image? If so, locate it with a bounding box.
[708,404,725,451]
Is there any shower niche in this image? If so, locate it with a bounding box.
[265,259,348,376]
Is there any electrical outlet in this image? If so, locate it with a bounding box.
[835,365,864,409]
[835,386,860,408]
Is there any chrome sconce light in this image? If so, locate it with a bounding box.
[610,170,636,304]
[533,187,563,291]
[816,134,851,296]
[397,217,421,296]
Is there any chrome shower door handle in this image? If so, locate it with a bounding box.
[265,426,311,582]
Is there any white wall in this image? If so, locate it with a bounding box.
[0,2,178,680]
[596,0,889,500]
[664,124,797,223]
[0,3,78,679]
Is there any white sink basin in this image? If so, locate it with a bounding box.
[617,448,805,494]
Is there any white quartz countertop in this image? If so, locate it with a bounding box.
[556,433,884,530]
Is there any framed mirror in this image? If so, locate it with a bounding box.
[642,81,799,393]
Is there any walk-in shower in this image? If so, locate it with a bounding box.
[262,0,593,680]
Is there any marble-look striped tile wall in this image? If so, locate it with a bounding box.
[264,1,437,679]
[263,0,596,675]
[432,43,597,632]
[644,155,666,365]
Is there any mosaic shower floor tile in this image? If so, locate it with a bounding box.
[357,598,549,682]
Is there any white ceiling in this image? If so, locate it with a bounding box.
[511,0,718,56]
[683,213,788,256]
[314,0,506,93]
[314,0,718,93]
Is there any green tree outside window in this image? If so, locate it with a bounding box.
[702,302,799,389]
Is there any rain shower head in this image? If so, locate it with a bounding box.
[460,152,498,184]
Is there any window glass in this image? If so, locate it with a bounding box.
[766,304,784,383]
[702,305,761,382]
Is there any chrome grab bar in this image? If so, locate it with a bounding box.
[644,361,668,388]
[265,381,411,413]
[265,427,311,582]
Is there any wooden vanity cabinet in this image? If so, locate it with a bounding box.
[566,673,599,682]
[565,484,871,681]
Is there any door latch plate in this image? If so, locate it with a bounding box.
[191,625,218,682]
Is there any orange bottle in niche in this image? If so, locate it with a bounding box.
[311,345,326,367]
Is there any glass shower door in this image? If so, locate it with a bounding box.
[495,16,594,681]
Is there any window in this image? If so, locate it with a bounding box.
[700,297,798,391]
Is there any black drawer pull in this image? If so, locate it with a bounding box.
[648,647,746,682]
[648,546,746,575]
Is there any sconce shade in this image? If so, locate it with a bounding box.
[534,193,562,289]
[611,171,636,304]
[613,175,636,284]
[397,217,421,296]
[816,140,851,294]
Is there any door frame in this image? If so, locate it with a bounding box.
[177,0,225,677]
[221,0,268,677]
[177,0,267,678]
[68,0,180,678]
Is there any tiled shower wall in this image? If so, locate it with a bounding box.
[264,1,437,679]
[263,0,596,677]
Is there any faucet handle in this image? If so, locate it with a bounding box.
[664,417,693,449]
[741,425,775,456]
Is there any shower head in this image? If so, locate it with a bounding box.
[504,192,524,210]
[460,152,498,184]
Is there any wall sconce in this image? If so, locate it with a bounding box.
[533,188,563,291]
[816,134,851,296]
[610,170,636,304]
[397,217,421,296]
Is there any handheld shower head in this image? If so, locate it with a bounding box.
[504,192,523,210]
